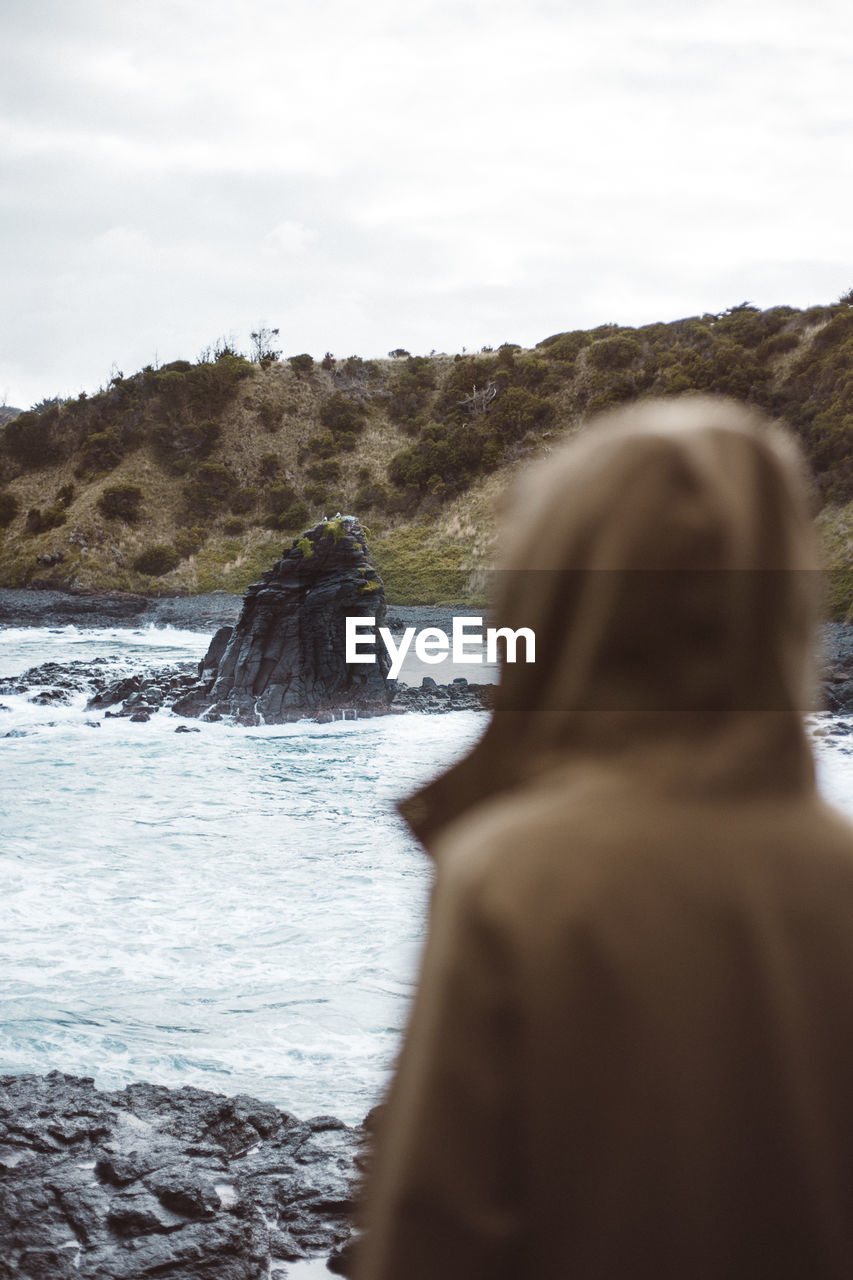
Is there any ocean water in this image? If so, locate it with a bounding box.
[0,624,485,1124]
[2,624,853,1126]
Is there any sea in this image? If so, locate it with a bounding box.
[2,623,853,1129]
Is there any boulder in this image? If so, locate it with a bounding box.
[173,517,393,725]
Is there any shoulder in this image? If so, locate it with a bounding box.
[427,763,630,922]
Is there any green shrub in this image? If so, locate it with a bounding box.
[434,356,498,425]
[223,516,245,534]
[486,388,555,441]
[318,392,366,437]
[182,462,238,519]
[387,356,437,425]
[4,407,63,468]
[151,420,220,472]
[256,401,282,432]
[289,353,314,375]
[355,481,391,509]
[342,355,379,379]
[304,482,329,504]
[24,504,67,535]
[299,432,339,463]
[712,303,778,348]
[757,331,800,360]
[97,482,143,522]
[513,355,551,390]
[133,544,180,576]
[77,427,124,474]
[150,353,252,421]
[265,482,298,514]
[0,491,19,527]
[388,422,485,495]
[306,459,341,484]
[588,334,643,372]
[230,487,257,514]
[173,527,205,558]
[275,499,310,530]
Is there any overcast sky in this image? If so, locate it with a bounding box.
[1,0,851,409]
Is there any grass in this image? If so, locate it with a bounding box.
[369,526,487,606]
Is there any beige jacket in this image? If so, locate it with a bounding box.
[356,397,853,1279]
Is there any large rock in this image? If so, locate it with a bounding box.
[173,517,392,725]
[0,1071,365,1278]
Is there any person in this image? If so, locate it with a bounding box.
[354,395,853,1280]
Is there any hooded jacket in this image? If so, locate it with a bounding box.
[355,397,853,1280]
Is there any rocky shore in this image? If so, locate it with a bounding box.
[2,592,853,718]
[0,588,465,637]
[0,658,494,727]
[0,1071,369,1278]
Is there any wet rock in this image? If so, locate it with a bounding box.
[28,688,72,705]
[199,625,234,679]
[0,659,119,701]
[393,676,494,714]
[86,664,199,718]
[0,1072,364,1278]
[173,516,393,725]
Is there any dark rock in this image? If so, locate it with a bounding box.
[173,516,393,725]
[392,680,494,714]
[28,688,72,705]
[87,676,144,709]
[199,626,234,678]
[175,724,201,733]
[0,659,119,701]
[0,1072,364,1278]
[86,664,199,718]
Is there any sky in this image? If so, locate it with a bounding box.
[1,0,851,409]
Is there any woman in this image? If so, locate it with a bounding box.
[356,396,853,1279]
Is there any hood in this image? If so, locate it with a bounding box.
[401,396,821,849]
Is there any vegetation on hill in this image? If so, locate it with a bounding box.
[2,297,853,611]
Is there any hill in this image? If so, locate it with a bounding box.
[2,300,853,611]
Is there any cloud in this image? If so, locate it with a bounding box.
[0,0,851,406]
[263,222,319,256]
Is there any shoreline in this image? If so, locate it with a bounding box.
[0,1069,363,1276]
[0,587,473,636]
[4,588,853,712]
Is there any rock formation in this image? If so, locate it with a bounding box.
[0,1071,365,1278]
[172,517,393,725]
